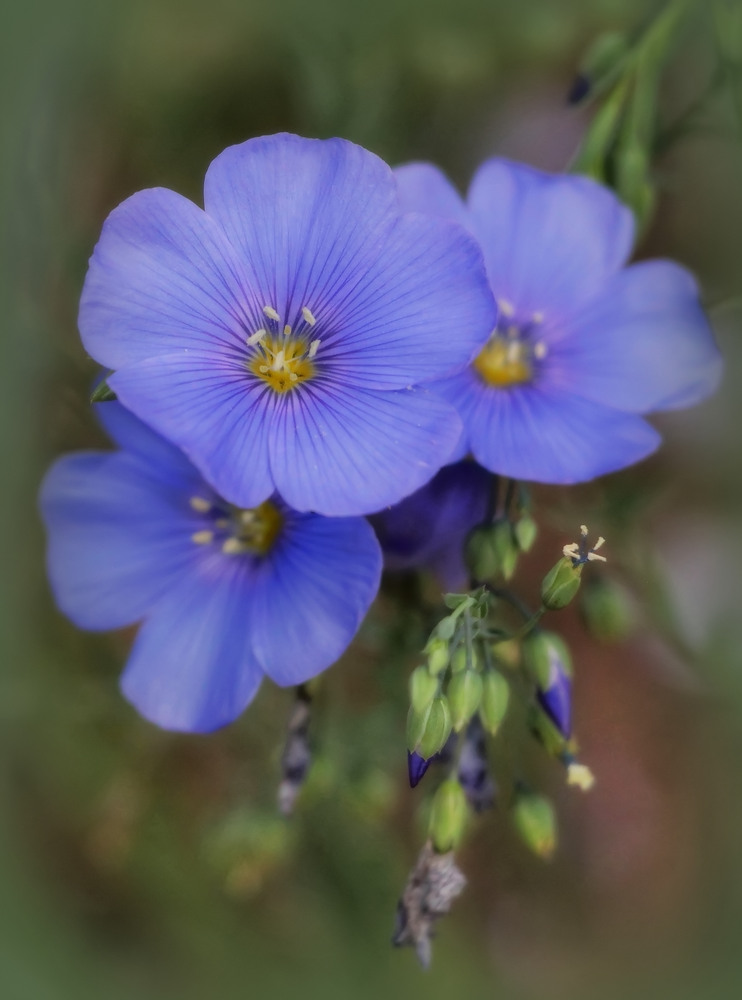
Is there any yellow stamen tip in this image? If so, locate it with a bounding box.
[567,763,595,792]
[263,305,280,321]
[189,497,211,513]
[301,306,316,326]
[191,530,214,545]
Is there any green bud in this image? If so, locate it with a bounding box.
[493,520,519,581]
[541,557,582,610]
[514,513,538,553]
[425,637,449,675]
[529,706,567,757]
[429,779,469,852]
[436,615,457,641]
[522,631,572,689]
[417,696,453,760]
[578,31,629,91]
[579,575,634,642]
[409,665,439,714]
[448,671,483,731]
[406,703,431,752]
[450,643,481,674]
[512,791,557,860]
[479,671,510,735]
[465,524,500,582]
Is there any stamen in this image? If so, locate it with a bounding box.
[301,306,316,326]
[498,298,515,318]
[567,762,595,792]
[222,538,245,555]
[506,341,520,362]
[246,329,267,346]
[587,551,607,563]
[283,324,292,336]
[189,497,211,513]
[533,341,547,360]
[593,536,606,551]
[580,525,588,537]
[308,339,321,359]
[563,542,580,559]
[191,530,214,545]
[259,365,269,374]
[290,373,298,382]
[263,305,280,321]
[272,350,285,371]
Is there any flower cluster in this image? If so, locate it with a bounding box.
[41,132,721,737]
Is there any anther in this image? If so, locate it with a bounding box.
[191,530,214,545]
[308,339,321,359]
[498,298,515,318]
[222,538,245,555]
[272,350,285,371]
[290,373,298,381]
[189,497,211,513]
[301,306,316,326]
[259,365,269,374]
[263,305,280,321]
[567,762,595,792]
[533,341,547,360]
[283,324,292,336]
[247,329,267,346]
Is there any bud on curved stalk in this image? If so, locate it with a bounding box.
[479,670,510,736]
[418,697,453,760]
[512,790,557,860]
[409,665,439,714]
[568,30,630,104]
[448,670,483,732]
[425,637,449,675]
[450,642,481,675]
[429,779,469,852]
[465,520,519,582]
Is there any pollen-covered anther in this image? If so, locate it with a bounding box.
[564,526,607,565]
[533,341,548,360]
[301,306,316,326]
[498,298,515,318]
[189,496,212,513]
[222,537,245,555]
[308,339,321,359]
[567,762,595,792]
[191,530,214,545]
[246,329,267,346]
[263,305,280,321]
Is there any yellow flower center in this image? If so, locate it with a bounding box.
[245,304,321,394]
[189,498,284,556]
[474,336,532,388]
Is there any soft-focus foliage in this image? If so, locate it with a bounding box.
[4,0,742,998]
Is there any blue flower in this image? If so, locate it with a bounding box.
[79,133,496,516]
[39,403,382,733]
[371,460,491,591]
[395,158,722,483]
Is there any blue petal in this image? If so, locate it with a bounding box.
[79,187,257,370]
[120,557,263,732]
[467,158,635,315]
[110,352,275,510]
[394,163,471,230]
[550,260,723,413]
[408,750,433,788]
[39,452,200,630]
[439,371,661,483]
[204,134,494,390]
[373,461,491,590]
[247,512,382,686]
[269,383,463,516]
[95,401,200,487]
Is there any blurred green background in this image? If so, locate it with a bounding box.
[3,0,742,997]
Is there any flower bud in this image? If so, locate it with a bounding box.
[514,513,538,553]
[523,632,573,738]
[448,671,483,732]
[464,524,499,582]
[407,750,432,789]
[429,779,469,852]
[512,791,557,860]
[493,520,519,581]
[425,637,449,676]
[417,697,453,761]
[541,556,582,610]
[409,665,439,714]
[579,576,634,642]
[450,643,481,674]
[479,671,509,735]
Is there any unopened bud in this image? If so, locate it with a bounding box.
[450,643,481,674]
[514,513,538,553]
[493,520,519,581]
[448,671,483,731]
[524,632,573,738]
[465,524,499,582]
[409,666,439,714]
[417,697,453,760]
[425,637,449,676]
[579,576,634,642]
[407,750,433,789]
[429,779,469,852]
[512,791,557,860]
[479,671,510,735]
[541,557,582,610]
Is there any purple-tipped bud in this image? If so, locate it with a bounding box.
[408,750,433,788]
[536,662,572,738]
